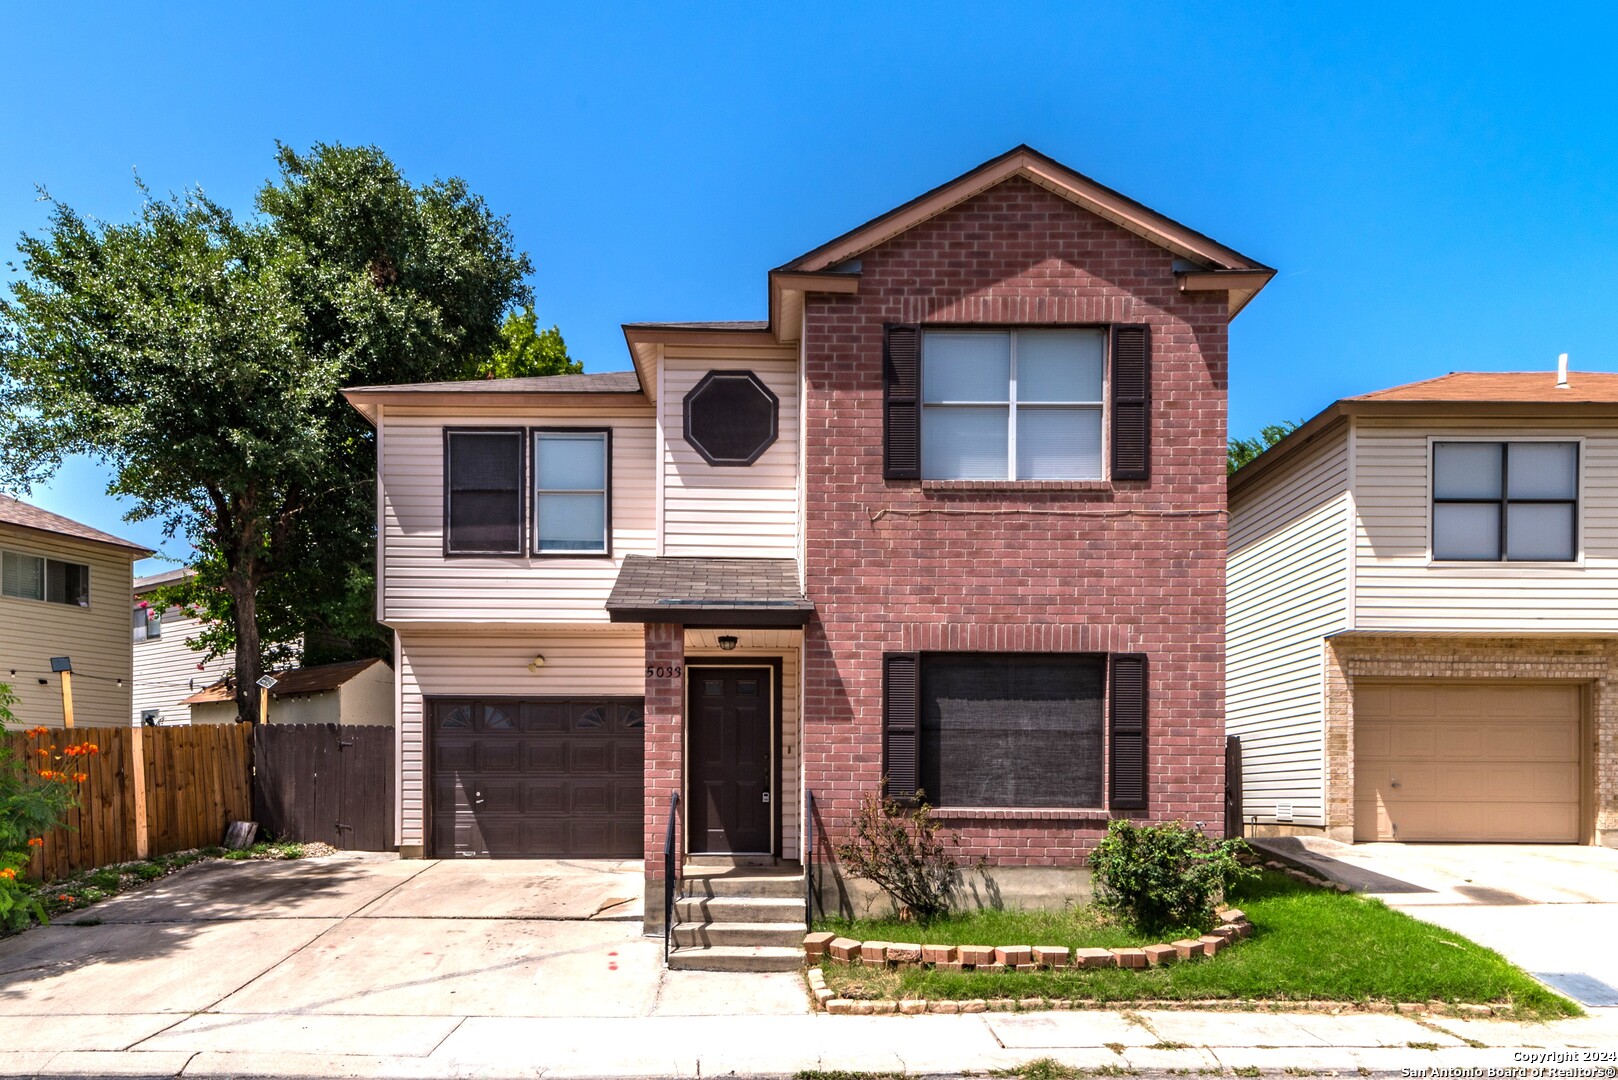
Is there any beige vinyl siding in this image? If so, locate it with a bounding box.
[396,628,646,848]
[661,345,800,558]
[685,627,801,860]
[1354,420,1618,630]
[1227,427,1351,827]
[379,404,656,625]
[0,526,136,729]
[132,610,236,725]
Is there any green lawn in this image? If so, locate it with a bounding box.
[816,872,1576,1020]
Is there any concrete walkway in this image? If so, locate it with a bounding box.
[2,854,1617,1077]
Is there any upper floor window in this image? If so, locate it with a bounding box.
[920,329,1105,480]
[1432,440,1578,561]
[133,603,162,640]
[533,430,609,555]
[445,429,524,555]
[1,549,89,606]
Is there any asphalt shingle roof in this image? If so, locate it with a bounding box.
[183,657,387,705]
[605,556,813,626]
[345,370,643,395]
[0,496,151,554]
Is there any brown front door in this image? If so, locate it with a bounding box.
[688,666,772,853]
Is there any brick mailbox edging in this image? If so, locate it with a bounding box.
[804,909,1255,1013]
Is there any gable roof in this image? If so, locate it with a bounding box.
[182,656,387,705]
[0,496,152,556]
[1230,369,1618,497]
[779,144,1274,281]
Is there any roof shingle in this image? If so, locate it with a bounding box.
[606,556,813,627]
[1350,370,1618,404]
[182,657,387,705]
[345,370,643,396]
[0,497,151,555]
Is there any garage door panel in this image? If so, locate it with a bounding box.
[1354,682,1581,843]
[430,696,645,858]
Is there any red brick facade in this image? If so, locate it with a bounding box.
[644,622,684,907]
[801,177,1230,866]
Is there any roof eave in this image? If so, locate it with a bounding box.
[1176,268,1277,320]
[605,605,815,628]
[0,518,153,559]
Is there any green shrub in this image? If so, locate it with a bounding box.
[135,863,165,881]
[1087,819,1255,934]
[0,683,91,932]
[833,790,969,923]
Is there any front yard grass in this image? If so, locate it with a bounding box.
[816,871,1576,1020]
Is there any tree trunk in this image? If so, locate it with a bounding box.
[227,575,263,724]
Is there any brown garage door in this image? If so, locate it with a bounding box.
[1354,681,1582,843]
[429,697,643,857]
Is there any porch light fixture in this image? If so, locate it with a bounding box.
[528,654,546,672]
[717,635,738,652]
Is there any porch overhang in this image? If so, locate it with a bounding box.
[605,556,814,628]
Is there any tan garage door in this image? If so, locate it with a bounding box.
[1354,681,1582,843]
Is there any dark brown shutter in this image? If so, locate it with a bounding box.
[1108,653,1148,810]
[1111,325,1151,481]
[884,324,921,480]
[883,652,921,802]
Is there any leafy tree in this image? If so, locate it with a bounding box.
[0,143,531,721]
[465,303,579,380]
[1228,420,1301,474]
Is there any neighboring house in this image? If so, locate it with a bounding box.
[0,496,151,728]
[344,145,1273,951]
[132,568,237,726]
[182,657,393,725]
[1228,369,1618,847]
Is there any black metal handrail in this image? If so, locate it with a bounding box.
[804,788,816,928]
[663,791,680,965]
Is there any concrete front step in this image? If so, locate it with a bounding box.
[674,895,804,923]
[666,944,804,972]
[680,869,805,900]
[670,920,806,948]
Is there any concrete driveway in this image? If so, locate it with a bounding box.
[1256,838,1618,1005]
[0,853,808,1066]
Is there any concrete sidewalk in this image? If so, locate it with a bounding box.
[3,854,1615,1077]
[4,1007,1618,1077]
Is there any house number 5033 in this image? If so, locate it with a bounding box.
[646,665,682,679]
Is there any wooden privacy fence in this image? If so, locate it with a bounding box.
[253,724,393,851]
[5,724,251,881]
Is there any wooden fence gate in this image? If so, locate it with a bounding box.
[252,725,393,851]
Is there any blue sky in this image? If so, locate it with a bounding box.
[3,2,1616,574]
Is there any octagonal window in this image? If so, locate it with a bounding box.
[682,370,779,466]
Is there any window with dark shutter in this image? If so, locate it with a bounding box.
[883,653,920,801]
[1110,326,1150,481]
[1108,653,1148,810]
[883,324,921,479]
[445,429,524,554]
[919,653,1104,808]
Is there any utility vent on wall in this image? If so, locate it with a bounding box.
[1275,802,1294,824]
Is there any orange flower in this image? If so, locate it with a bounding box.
[56,894,72,902]
[0,869,15,880]
[72,773,87,783]
[25,727,47,738]
[34,748,47,756]
[36,770,53,780]
[87,745,99,754]
[26,839,42,847]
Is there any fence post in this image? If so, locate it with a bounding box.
[130,725,150,858]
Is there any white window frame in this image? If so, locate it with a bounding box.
[531,429,611,556]
[1427,435,1585,566]
[920,328,1108,481]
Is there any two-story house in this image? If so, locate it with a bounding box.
[1228,369,1618,848]
[1,496,150,728]
[132,568,238,726]
[345,146,1273,967]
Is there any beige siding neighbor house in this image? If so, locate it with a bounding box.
[183,657,393,726]
[132,569,238,726]
[0,497,151,729]
[1229,369,1618,847]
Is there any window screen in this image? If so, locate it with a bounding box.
[1433,441,1577,561]
[534,430,609,554]
[1,551,44,601]
[919,653,1105,807]
[445,430,524,554]
[920,329,1105,481]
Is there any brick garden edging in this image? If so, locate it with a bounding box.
[803,908,1257,1013]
